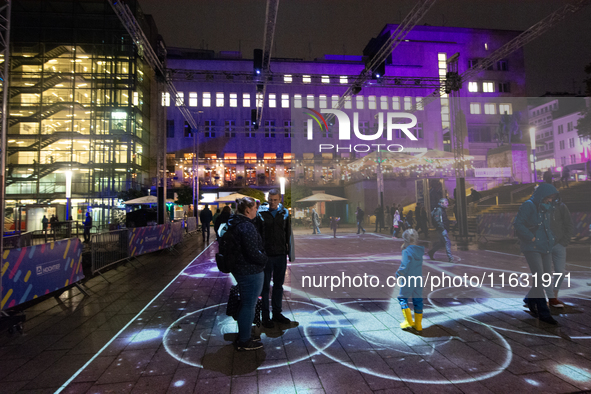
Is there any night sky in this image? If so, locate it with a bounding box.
[138,0,591,97]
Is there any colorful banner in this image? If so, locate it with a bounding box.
[1,238,84,309]
[572,212,590,238]
[171,222,183,245]
[128,224,172,257]
[477,211,591,238]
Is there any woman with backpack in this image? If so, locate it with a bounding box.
[223,197,268,350]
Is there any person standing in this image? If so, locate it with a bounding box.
[222,197,268,351]
[392,209,401,238]
[199,204,213,243]
[549,194,574,308]
[374,206,384,232]
[214,206,232,240]
[543,168,553,184]
[560,167,570,188]
[311,208,321,234]
[427,198,454,263]
[41,215,49,233]
[396,229,425,332]
[83,212,92,243]
[256,189,296,328]
[212,207,221,229]
[356,207,366,234]
[330,216,340,238]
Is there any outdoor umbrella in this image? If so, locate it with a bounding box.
[295,193,347,203]
[215,193,250,202]
[124,195,175,204]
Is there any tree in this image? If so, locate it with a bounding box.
[237,187,266,202]
[576,61,591,139]
[175,185,194,205]
[289,185,315,208]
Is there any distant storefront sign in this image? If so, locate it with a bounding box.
[474,168,512,178]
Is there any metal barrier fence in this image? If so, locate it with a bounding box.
[3,232,32,249]
[90,229,129,276]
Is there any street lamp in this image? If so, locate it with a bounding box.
[192,111,203,217]
[65,170,72,220]
[529,126,537,183]
[279,176,286,203]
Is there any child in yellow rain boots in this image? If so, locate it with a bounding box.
[396,229,424,331]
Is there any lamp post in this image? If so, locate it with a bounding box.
[529,126,537,183]
[192,111,203,217]
[279,176,286,204]
[65,170,72,220]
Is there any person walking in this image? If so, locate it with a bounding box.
[330,216,340,238]
[560,167,570,188]
[374,206,384,232]
[427,198,454,263]
[356,207,366,234]
[256,189,296,328]
[212,207,221,229]
[311,208,321,234]
[543,168,553,184]
[222,197,268,351]
[83,212,92,243]
[396,229,425,332]
[549,194,574,308]
[392,209,401,238]
[514,183,559,325]
[199,204,213,243]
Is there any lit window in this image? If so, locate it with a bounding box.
[356,96,364,110]
[269,93,276,108]
[392,97,400,110]
[189,92,198,107]
[332,95,339,108]
[284,74,292,83]
[499,103,512,115]
[368,96,376,110]
[319,95,327,109]
[416,97,423,111]
[340,76,348,84]
[256,92,263,108]
[281,94,289,108]
[380,96,388,110]
[468,82,478,92]
[482,82,494,93]
[307,94,315,108]
[344,96,352,109]
[303,75,311,84]
[229,93,237,107]
[439,69,447,77]
[203,92,211,107]
[321,75,330,83]
[294,94,302,108]
[438,61,447,69]
[404,97,412,110]
[161,92,170,107]
[175,92,184,106]
[216,92,224,107]
[133,92,139,106]
[243,93,250,107]
[470,102,481,114]
[438,53,447,61]
[484,103,496,115]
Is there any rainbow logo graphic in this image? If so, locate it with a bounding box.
[303,108,329,133]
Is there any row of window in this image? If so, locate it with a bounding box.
[469,102,513,115]
[557,122,575,134]
[558,137,579,150]
[467,59,509,72]
[560,155,578,165]
[161,92,425,111]
[531,103,558,117]
[467,81,511,93]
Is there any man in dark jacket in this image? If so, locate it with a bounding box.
[549,195,574,308]
[83,212,92,243]
[256,189,296,328]
[356,207,366,234]
[199,204,213,243]
[427,198,454,263]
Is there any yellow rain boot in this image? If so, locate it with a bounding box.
[414,313,423,331]
[400,308,414,329]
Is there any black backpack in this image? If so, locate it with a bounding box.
[215,225,240,273]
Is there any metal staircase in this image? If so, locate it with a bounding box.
[10,45,70,69]
[10,74,67,99]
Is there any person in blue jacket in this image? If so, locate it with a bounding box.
[513,182,559,325]
[396,229,425,331]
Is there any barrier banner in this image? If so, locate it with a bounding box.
[128,224,172,257]
[171,222,183,245]
[571,212,590,237]
[476,213,518,238]
[187,217,197,233]
[1,238,84,309]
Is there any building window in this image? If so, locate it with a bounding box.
[307,94,315,108]
[470,102,481,114]
[498,82,511,93]
[184,121,193,137]
[570,154,576,164]
[567,121,574,131]
[284,120,291,138]
[380,96,388,110]
[244,120,254,138]
[204,120,215,137]
[321,75,330,83]
[332,95,339,109]
[294,94,302,108]
[319,95,327,109]
[189,92,198,107]
[561,157,566,165]
[482,82,494,93]
[412,122,424,139]
[264,120,275,138]
[269,93,276,108]
[243,93,251,107]
[392,97,400,110]
[569,137,575,148]
[356,96,364,110]
[497,60,508,71]
[468,82,478,92]
[484,103,496,115]
[225,120,236,137]
[368,96,376,110]
[284,74,292,83]
[404,97,412,110]
[340,76,348,84]
[203,92,211,107]
[559,140,565,150]
[166,120,174,138]
[549,142,554,149]
[468,59,479,68]
[229,93,238,107]
[281,94,289,108]
[175,92,184,106]
[302,75,311,84]
[416,97,424,111]
[216,92,224,107]
[344,96,352,109]
[256,92,263,108]
[558,125,564,134]
[161,92,170,107]
[499,103,512,115]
